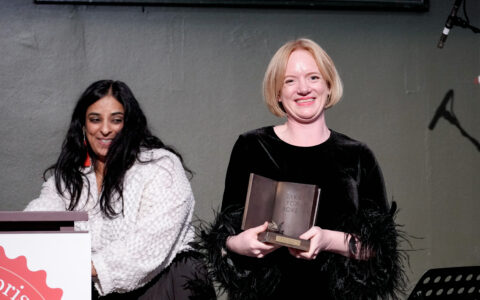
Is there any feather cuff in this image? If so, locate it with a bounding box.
[193,206,281,300]
[321,201,408,300]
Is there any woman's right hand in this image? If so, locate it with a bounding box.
[225,221,280,258]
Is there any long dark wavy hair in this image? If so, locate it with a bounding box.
[45,80,191,218]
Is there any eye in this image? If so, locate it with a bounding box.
[88,117,100,123]
[310,75,320,80]
[284,78,295,85]
[112,118,124,124]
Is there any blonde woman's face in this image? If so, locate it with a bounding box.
[278,49,330,124]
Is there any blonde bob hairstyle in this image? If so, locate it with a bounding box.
[262,38,343,117]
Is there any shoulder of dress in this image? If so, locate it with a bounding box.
[330,130,372,152]
[239,126,273,140]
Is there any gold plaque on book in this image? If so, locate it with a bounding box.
[241,173,320,251]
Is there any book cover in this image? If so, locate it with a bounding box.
[241,173,320,251]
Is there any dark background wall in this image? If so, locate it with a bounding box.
[1,0,479,295]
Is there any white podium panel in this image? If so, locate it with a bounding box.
[0,232,91,300]
[0,212,91,300]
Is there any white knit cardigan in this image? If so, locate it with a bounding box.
[25,148,195,296]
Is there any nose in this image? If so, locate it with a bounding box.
[100,121,112,136]
[297,78,311,95]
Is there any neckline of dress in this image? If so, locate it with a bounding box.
[267,126,334,150]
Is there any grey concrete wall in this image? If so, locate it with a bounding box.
[1,0,479,295]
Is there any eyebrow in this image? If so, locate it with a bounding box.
[87,112,124,117]
[284,71,321,77]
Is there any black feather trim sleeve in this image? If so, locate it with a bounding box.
[192,206,281,300]
[321,201,408,300]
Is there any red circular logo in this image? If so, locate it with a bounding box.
[0,246,63,300]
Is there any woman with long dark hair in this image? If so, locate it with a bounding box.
[25,80,211,299]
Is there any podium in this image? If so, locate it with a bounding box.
[0,211,91,300]
[408,266,480,299]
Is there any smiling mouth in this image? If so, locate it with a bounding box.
[296,98,315,104]
[97,139,113,146]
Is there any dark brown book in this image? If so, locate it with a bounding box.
[241,173,320,251]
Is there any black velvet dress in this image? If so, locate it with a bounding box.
[201,126,405,300]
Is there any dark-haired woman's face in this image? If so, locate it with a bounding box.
[85,96,124,163]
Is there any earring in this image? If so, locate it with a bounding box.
[83,129,91,167]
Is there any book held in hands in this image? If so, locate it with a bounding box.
[241,173,321,251]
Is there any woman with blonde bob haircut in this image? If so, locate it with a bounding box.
[263,38,343,117]
[200,38,406,300]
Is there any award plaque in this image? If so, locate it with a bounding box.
[241,173,320,251]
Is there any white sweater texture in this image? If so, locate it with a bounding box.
[25,148,195,296]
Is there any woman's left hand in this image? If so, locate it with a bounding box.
[288,226,328,260]
[289,226,359,260]
[91,261,97,277]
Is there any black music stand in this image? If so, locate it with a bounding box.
[408,266,480,299]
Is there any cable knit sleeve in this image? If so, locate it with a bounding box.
[92,151,195,295]
[24,177,67,211]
